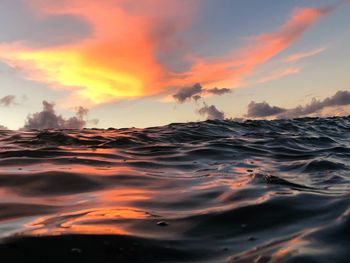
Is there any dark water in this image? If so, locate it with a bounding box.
[0,116,349,262]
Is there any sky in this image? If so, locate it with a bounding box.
[0,0,350,129]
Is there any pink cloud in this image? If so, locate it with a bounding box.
[285,47,327,62]
[257,66,301,84]
[170,6,334,89]
[0,1,340,106]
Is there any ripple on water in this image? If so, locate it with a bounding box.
[0,116,349,262]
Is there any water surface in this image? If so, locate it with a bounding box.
[0,117,349,262]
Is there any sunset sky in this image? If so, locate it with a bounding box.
[0,0,350,129]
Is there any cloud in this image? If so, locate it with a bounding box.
[0,0,198,105]
[246,90,350,119]
[206,87,231,95]
[247,46,326,86]
[285,47,327,62]
[76,106,89,119]
[0,125,8,130]
[169,5,336,89]
[247,101,287,118]
[22,101,95,129]
[76,106,99,126]
[0,2,338,106]
[198,103,225,120]
[279,90,350,118]
[173,83,202,103]
[0,95,16,107]
[173,84,231,103]
[256,66,301,84]
[192,95,202,102]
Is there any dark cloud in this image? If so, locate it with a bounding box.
[198,104,225,120]
[0,95,16,107]
[22,101,94,130]
[173,84,232,104]
[173,83,203,103]
[76,106,89,119]
[192,95,202,102]
[76,106,99,126]
[0,124,8,130]
[206,87,231,95]
[279,90,350,119]
[247,101,287,118]
[246,90,350,119]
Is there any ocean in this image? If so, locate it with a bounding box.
[0,116,349,262]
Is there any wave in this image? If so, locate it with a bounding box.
[0,116,349,262]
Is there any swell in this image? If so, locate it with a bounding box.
[0,116,349,262]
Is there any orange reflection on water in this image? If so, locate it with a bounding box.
[273,234,310,260]
[62,148,118,154]
[67,164,139,176]
[192,176,251,193]
[28,222,128,236]
[231,166,251,175]
[26,207,149,236]
[9,162,140,177]
[20,178,154,236]
[97,188,151,203]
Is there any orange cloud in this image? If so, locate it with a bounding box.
[0,2,337,105]
[0,0,197,105]
[285,47,327,62]
[170,6,333,88]
[257,66,301,84]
